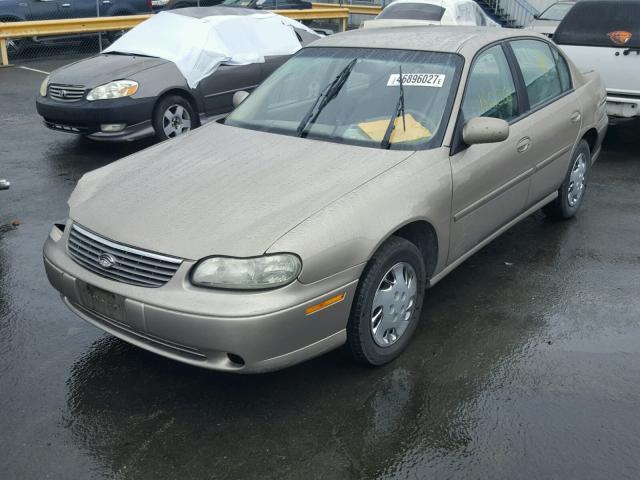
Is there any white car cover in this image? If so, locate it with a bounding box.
[104,11,313,88]
[363,0,500,29]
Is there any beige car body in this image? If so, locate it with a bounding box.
[44,27,608,372]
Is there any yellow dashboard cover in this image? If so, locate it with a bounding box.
[358,114,432,144]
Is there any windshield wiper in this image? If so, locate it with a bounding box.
[296,58,358,138]
[381,65,406,149]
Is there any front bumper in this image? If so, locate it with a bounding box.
[36,95,157,141]
[43,226,360,373]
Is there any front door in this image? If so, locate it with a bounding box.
[449,43,534,262]
[199,63,262,116]
[27,0,63,20]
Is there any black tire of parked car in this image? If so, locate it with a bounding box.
[543,139,591,220]
[152,94,198,142]
[1,18,26,56]
[346,236,427,366]
[106,11,134,44]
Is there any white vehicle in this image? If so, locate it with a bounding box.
[555,0,640,119]
[362,0,500,29]
[526,1,576,39]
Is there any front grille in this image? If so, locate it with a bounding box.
[48,83,86,102]
[44,120,90,134]
[67,224,183,288]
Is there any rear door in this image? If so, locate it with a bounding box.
[72,0,101,18]
[448,43,535,261]
[27,0,63,20]
[507,39,581,205]
[260,55,289,78]
[198,63,262,116]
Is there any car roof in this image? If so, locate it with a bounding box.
[310,26,540,56]
[171,6,258,18]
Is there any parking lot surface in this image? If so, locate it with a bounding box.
[1,59,640,479]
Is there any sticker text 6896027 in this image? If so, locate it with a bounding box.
[387,73,446,88]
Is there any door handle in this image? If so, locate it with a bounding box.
[61,2,71,6]
[571,111,582,123]
[102,0,111,4]
[516,137,531,154]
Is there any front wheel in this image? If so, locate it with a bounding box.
[543,139,591,220]
[347,236,427,366]
[152,95,197,141]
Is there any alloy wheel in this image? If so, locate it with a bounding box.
[162,104,192,138]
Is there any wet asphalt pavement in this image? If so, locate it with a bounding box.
[1,58,640,480]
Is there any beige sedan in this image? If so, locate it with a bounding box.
[44,27,608,372]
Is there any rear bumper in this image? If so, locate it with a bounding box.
[43,226,360,373]
[36,95,157,141]
[606,94,640,118]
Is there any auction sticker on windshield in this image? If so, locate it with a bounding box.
[387,73,446,87]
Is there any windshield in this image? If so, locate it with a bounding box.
[226,47,462,150]
[554,0,640,47]
[539,2,574,21]
[377,3,446,21]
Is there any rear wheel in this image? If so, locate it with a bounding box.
[1,18,25,57]
[152,95,197,141]
[347,236,427,366]
[543,139,591,220]
[106,11,132,44]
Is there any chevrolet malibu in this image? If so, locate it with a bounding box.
[44,27,608,373]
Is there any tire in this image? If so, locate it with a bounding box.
[543,139,591,220]
[152,94,197,141]
[106,30,126,44]
[6,38,25,57]
[1,18,25,57]
[106,11,132,44]
[347,236,427,366]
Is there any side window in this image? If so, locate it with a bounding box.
[551,46,572,92]
[510,39,564,109]
[462,45,519,122]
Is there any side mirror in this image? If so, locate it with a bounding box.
[533,13,540,19]
[463,117,509,145]
[0,179,10,191]
[232,90,250,108]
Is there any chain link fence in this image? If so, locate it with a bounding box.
[1,0,156,64]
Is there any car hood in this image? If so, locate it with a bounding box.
[49,54,170,88]
[68,123,415,260]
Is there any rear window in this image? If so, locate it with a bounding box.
[554,0,640,47]
[377,3,446,21]
[538,3,574,21]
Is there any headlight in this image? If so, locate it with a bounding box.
[191,254,302,290]
[40,76,49,97]
[86,80,139,101]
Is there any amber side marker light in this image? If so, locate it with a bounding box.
[305,293,346,315]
